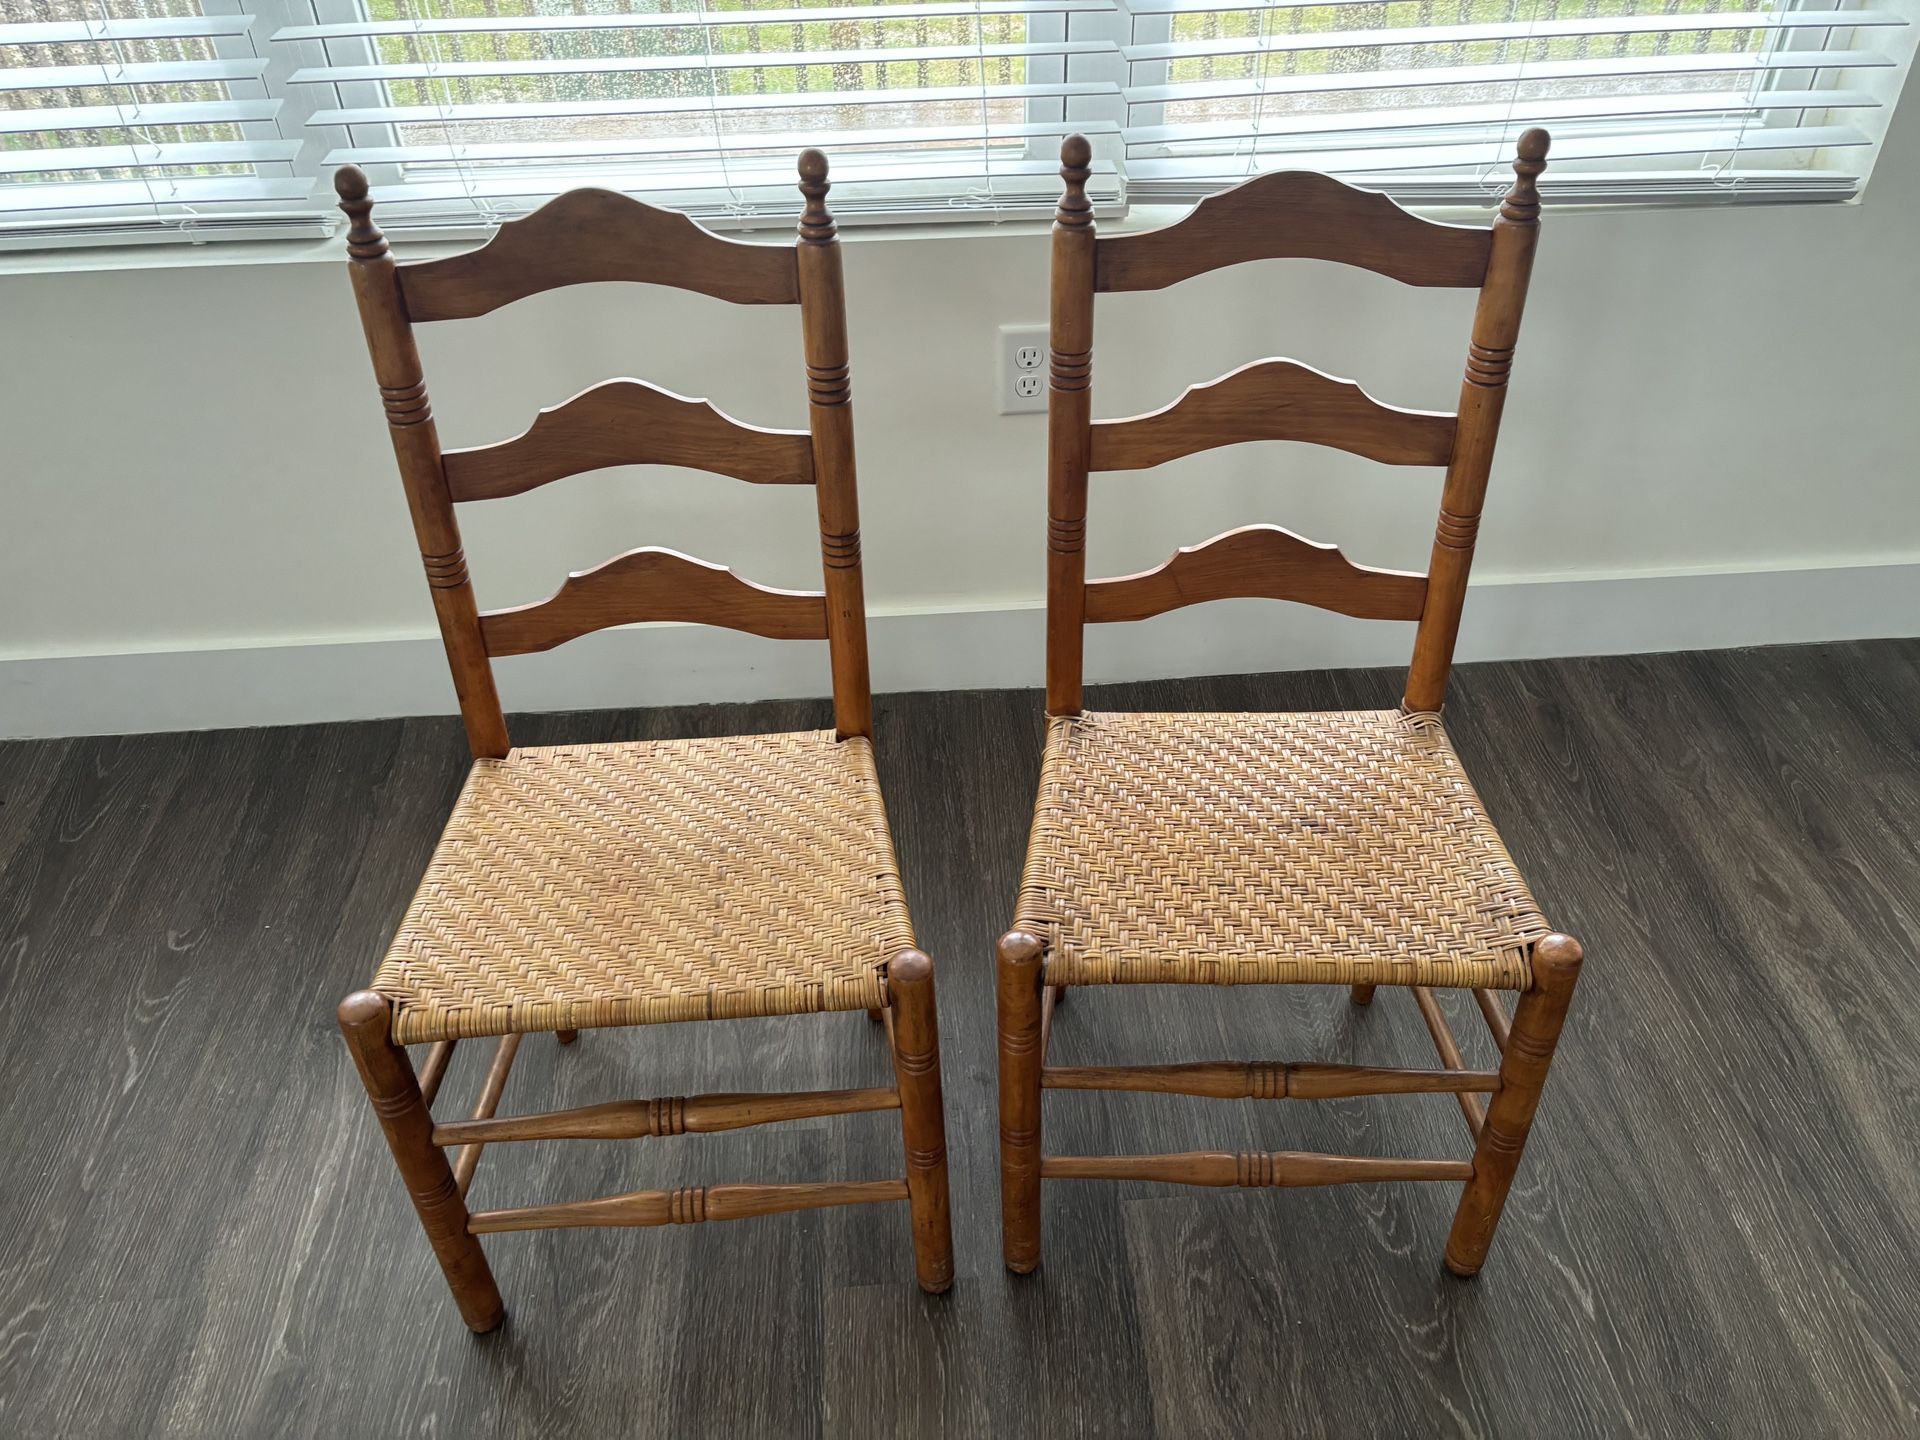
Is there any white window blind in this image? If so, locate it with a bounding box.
[1101,0,1918,205]
[272,0,1125,233]
[0,0,1914,247]
[0,0,325,245]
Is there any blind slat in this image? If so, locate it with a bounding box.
[1122,9,1905,62]
[1126,0,1443,12]
[1127,126,1873,178]
[328,121,1121,168]
[287,42,1116,87]
[0,59,268,93]
[1132,169,1865,205]
[0,140,302,178]
[1124,49,1896,106]
[273,1,1105,43]
[0,176,315,214]
[0,16,254,45]
[311,81,1121,128]
[1123,90,1881,147]
[0,99,281,136]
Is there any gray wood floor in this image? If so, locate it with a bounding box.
[2,641,1918,1438]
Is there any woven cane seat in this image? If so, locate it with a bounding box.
[372,730,913,1043]
[1015,709,1551,991]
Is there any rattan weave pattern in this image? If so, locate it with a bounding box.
[1017,709,1550,991]
[372,730,911,1043]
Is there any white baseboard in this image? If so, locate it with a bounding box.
[3,559,1915,739]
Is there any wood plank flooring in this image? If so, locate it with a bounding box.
[1,640,1917,1437]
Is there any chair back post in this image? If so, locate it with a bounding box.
[1046,135,1097,718]
[1404,129,1550,713]
[335,168,511,759]
[794,150,874,740]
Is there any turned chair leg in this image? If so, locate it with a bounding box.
[556,1029,578,1045]
[887,950,953,1294]
[339,991,505,1333]
[1445,934,1584,1276]
[1350,983,1376,1006]
[997,931,1047,1273]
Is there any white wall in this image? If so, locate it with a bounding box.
[4,108,1919,737]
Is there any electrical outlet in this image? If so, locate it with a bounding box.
[999,324,1048,414]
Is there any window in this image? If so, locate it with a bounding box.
[0,0,322,245]
[1113,0,1920,204]
[277,0,1125,232]
[1,0,1913,249]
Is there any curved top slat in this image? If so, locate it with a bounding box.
[1085,524,1427,623]
[399,187,800,321]
[443,378,814,501]
[480,547,829,655]
[1095,171,1493,293]
[1090,358,1457,471]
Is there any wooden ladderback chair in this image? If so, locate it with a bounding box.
[997,131,1585,1280]
[332,154,952,1333]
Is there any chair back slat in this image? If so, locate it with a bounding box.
[397,187,800,321]
[480,547,830,657]
[1090,359,1457,472]
[443,379,815,503]
[1095,171,1493,294]
[1084,525,1428,625]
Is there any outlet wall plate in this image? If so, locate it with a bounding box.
[998,323,1048,415]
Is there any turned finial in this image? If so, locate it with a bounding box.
[334,165,388,261]
[1057,134,1093,230]
[1500,128,1550,225]
[797,148,834,245]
